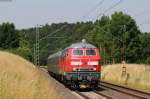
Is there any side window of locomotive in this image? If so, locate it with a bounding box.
[73,50,83,56]
[86,49,96,56]
[61,51,65,57]
[62,49,69,57]
[65,49,69,56]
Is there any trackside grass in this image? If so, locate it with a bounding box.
[102,64,150,93]
[0,51,60,99]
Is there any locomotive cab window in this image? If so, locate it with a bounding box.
[62,49,69,57]
[73,49,83,56]
[86,49,96,56]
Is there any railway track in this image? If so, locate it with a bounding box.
[40,67,150,99]
[100,81,150,99]
[72,82,150,99]
[74,82,150,99]
[75,91,91,99]
[93,90,113,99]
[74,90,110,99]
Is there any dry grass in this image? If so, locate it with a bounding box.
[0,51,60,99]
[102,64,150,92]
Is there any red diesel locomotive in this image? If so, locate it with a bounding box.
[48,40,101,88]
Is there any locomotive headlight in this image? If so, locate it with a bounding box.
[88,61,98,65]
[93,68,96,71]
[71,61,82,65]
[73,68,77,71]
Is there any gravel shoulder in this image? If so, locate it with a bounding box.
[39,68,80,99]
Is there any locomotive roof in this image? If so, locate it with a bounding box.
[48,42,96,59]
[48,51,61,59]
[68,42,96,48]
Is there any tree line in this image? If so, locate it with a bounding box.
[0,11,150,65]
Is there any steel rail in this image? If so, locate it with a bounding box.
[93,90,113,99]
[75,91,90,99]
[101,81,150,95]
[100,81,150,99]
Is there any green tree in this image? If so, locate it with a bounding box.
[16,32,32,61]
[140,32,150,64]
[85,16,111,46]
[110,12,141,63]
[0,22,19,49]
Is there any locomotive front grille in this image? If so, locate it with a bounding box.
[65,72,100,81]
[73,67,96,72]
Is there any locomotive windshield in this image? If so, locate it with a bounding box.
[73,49,83,56]
[86,49,96,55]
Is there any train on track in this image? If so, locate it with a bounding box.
[48,40,101,89]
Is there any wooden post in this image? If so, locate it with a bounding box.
[121,61,126,77]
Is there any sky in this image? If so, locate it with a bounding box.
[0,0,150,32]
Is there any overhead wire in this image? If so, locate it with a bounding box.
[40,0,106,41]
[39,25,67,41]
[33,0,124,42]
[139,20,150,26]
[80,0,105,21]
[131,8,150,27]
[134,9,150,26]
[94,0,150,40]
[133,9,150,18]
[94,0,123,21]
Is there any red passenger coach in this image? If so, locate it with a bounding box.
[48,40,101,88]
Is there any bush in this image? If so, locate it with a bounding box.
[145,57,150,65]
